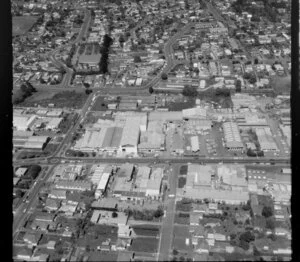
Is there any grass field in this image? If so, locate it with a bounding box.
[174,213,190,225]
[13,16,38,36]
[176,200,192,212]
[271,76,291,95]
[129,238,159,253]
[19,90,89,109]
[132,225,160,237]
[167,98,195,111]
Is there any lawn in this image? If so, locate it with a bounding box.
[173,225,190,239]
[271,76,291,95]
[132,225,160,237]
[19,90,89,109]
[178,177,187,188]
[174,213,190,225]
[13,16,38,36]
[176,200,192,212]
[129,238,159,253]
[173,237,193,252]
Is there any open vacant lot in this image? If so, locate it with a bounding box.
[13,16,38,36]
[19,90,88,109]
[129,238,159,253]
[132,225,160,237]
[271,76,291,95]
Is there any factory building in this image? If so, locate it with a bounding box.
[255,127,279,152]
[190,136,200,152]
[222,122,244,151]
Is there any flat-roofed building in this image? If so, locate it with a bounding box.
[191,136,200,152]
[95,167,112,199]
[15,167,28,177]
[119,117,141,154]
[13,114,37,131]
[223,122,244,151]
[255,127,279,152]
[45,117,63,130]
[182,188,249,205]
[138,131,165,153]
[146,168,163,199]
[186,164,214,189]
[217,164,248,191]
[54,180,92,191]
[182,108,207,119]
[149,111,183,122]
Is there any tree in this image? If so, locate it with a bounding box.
[134,55,142,63]
[262,206,273,218]
[242,200,251,211]
[266,217,275,230]
[149,86,154,94]
[182,86,198,97]
[240,231,255,243]
[236,79,242,92]
[249,75,257,84]
[154,207,164,218]
[85,89,93,95]
[83,83,90,88]
[161,73,168,80]
[112,212,118,218]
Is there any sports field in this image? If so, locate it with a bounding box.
[13,16,38,36]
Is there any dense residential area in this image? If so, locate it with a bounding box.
[12,0,291,261]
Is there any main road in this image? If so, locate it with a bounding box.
[13,165,57,236]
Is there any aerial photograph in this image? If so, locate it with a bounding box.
[12,0,291,261]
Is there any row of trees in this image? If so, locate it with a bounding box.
[125,206,164,221]
[99,34,113,74]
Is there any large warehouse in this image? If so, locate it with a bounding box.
[255,127,279,152]
[223,121,244,151]
[13,114,37,131]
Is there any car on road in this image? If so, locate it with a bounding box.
[168,194,175,198]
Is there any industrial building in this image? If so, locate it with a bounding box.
[145,168,163,199]
[45,117,63,131]
[231,93,258,109]
[190,136,200,152]
[138,131,165,154]
[186,164,215,189]
[13,114,37,131]
[15,135,49,150]
[74,114,147,155]
[222,121,244,151]
[182,108,207,119]
[217,165,248,191]
[95,166,112,199]
[184,120,212,134]
[182,189,249,205]
[54,180,92,191]
[255,127,279,152]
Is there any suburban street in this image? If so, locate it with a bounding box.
[158,165,179,261]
